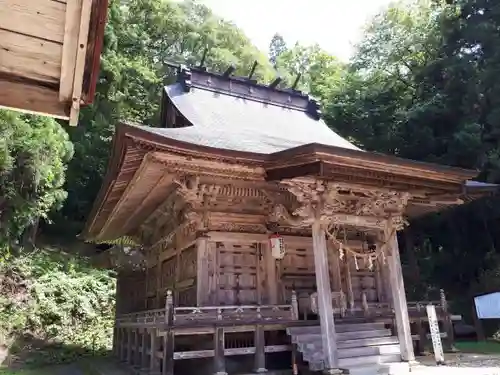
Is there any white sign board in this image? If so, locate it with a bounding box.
[426,304,445,365]
[474,292,500,319]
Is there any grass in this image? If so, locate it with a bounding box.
[455,340,500,354]
[0,370,52,375]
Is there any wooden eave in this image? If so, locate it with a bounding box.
[82,123,482,241]
[0,0,108,125]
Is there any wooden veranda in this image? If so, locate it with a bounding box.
[83,65,497,374]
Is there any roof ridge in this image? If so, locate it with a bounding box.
[173,65,322,120]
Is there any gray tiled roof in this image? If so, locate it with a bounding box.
[134,83,361,154]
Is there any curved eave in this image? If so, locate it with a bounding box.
[82,122,480,241]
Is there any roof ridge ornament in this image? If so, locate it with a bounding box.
[306,95,321,120]
[178,65,192,92]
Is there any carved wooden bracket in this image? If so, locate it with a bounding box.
[174,175,221,210]
[268,179,411,230]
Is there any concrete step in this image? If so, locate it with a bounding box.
[304,355,405,373]
[292,329,392,345]
[339,353,402,368]
[287,322,385,336]
[297,335,398,350]
[300,342,400,359]
[338,336,399,349]
[347,362,410,375]
[339,344,401,358]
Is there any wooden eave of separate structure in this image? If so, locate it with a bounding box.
[82,123,487,241]
[0,0,108,125]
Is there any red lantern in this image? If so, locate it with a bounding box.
[269,233,285,260]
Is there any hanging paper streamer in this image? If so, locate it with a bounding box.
[326,222,398,271]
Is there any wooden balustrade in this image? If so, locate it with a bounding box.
[114,290,299,375]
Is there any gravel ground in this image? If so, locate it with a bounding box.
[411,354,500,375]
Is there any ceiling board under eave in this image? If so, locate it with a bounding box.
[0,0,105,126]
[0,78,69,120]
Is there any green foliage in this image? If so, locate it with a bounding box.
[455,341,500,354]
[52,0,275,235]
[323,0,500,318]
[268,33,287,66]
[0,249,115,365]
[0,111,73,249]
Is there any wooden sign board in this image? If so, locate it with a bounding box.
[426,304,445,365]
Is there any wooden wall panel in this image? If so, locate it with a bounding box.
[0,30,62,84]
[0,0,66,43]
[279,244,316,303]
[160,257,176,290]
[215,241,259,305]
[176,245,197,306]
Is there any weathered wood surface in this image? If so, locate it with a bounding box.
[0,30,62,84]
[0,0,66,43]
[0,79,68,119]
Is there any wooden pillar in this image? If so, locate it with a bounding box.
[141,330,148,369]
[440,289,456,351]
[344,255,355,312]
[163,291,175,375]
[150,329,159,372]
[116,327,122,358]
[375,257,384,302]
[196,235,210,306]
[120,328,126,361]
[112,326,118,357]
[127,328,133,365]
[254,325,266,373]
[214,326,227,375]
[135,330,141,367]
[386,230,415,363]
[311,221,340,372]
[264,241,278,305]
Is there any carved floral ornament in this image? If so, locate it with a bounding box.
[269,179,412,269]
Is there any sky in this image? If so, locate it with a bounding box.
[199,0,394,61]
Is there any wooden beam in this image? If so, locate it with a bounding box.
[0,78,69,119]
[0,30,62,84]
[59,0,82,101]
[69,0,92,126]
[0,0,66,43]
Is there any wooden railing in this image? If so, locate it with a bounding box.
[114,290,300,375]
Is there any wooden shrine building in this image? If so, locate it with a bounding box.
[83,66,496,374]
[0,0,108,125]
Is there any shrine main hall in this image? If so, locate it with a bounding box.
[83,65,494,375]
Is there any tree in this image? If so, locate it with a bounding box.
[268,33,287,66]
[0,111,73,249]
[50,0,276,235]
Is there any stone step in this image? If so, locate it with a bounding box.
[347,362,410,375]
[287,322,385,336]
[293,328,392,344]
[297,335,398,350]
[338,335,399,349]
[300,342,400,359]
[301,349,402,369]
[339,353,402,368]
[338,344,401,358]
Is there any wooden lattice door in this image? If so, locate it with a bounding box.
[216,242,261,305]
